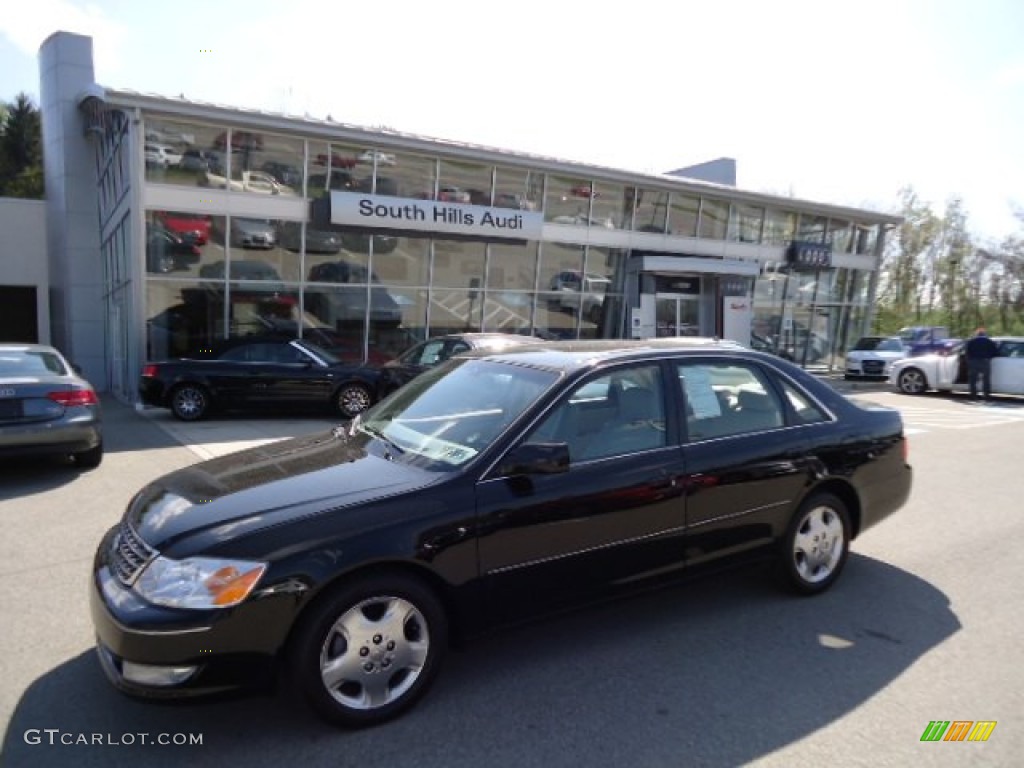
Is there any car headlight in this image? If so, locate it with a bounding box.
[135,556,267,609]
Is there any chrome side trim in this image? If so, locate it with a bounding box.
[486,524,687,575]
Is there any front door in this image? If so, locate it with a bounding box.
[655,294,702,337]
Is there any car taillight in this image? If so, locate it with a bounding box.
[48,389,98,407]
[142,364,159,377]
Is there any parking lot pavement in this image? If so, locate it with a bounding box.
[137,406,338,459]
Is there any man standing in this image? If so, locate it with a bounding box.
[965,328,999,400]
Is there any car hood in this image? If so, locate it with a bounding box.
[126,429,434,551]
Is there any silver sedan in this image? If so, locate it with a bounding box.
[0,344,103,467]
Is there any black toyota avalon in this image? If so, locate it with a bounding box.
[91,339,912,727]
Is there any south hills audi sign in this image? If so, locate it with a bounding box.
[329,191,544,240]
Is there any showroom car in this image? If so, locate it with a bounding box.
[139,337,390,420]
[889,336,1024,395]
[382,332,539,387]
[93,339,912,727]
[844,336,909,379]
[0,343,103,467]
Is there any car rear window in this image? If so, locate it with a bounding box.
[0,350,68,376]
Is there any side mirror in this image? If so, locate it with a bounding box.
[498,442,570,477]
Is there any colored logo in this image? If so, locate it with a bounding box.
[920,721,997,742]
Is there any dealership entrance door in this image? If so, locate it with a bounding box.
[654,294,701,337]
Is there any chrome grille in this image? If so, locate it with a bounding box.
[862,360,885,374]
[109,522,157,585]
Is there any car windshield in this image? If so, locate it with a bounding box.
[852,337,884,351]
[876,338,904,352]
[358,359,558,470]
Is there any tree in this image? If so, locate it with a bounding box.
[0,92,44,199]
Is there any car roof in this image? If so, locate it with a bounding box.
[462,338,759,372]
[0,343,65,355]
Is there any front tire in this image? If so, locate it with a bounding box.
[335,383,372,419]
[290,574,448,728]
[897,368,928,395]
[169,384,210,421]
[779,493,851,595]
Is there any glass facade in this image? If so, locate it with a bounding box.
[129,113,887,377]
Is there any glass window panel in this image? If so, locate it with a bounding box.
[536,292,581,340]
[494,166,542,212]
[431,239,486,290]
[728,204,764,243]
[359,150,435,199]
[854,223,879,254]
[797,214,827,243]
[697,199,728,240]
[218,130,303,197]
[581,247,623,338]
[633,187,669,233]
[145,209,215,279]
[668,193,699,236]
[763,209,796,245]
[430,287,482,334]
[589,180,629,229]
[487,240,538,293]
[374,288,425,361]
[146,279,225,360]
[307,140,361,198]
[143,118,224,187]
[827,220,853,253]
[545,175,594,225]
[438,159,493,205]
[211,216,301,283]
[482,292,534,334]
[371,234,430,287]
[301,284,367,358]
[539,242,585,298]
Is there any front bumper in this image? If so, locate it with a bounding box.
[845,359,890,378]
[89,526,296,698]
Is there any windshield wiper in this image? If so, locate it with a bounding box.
[357,424,405,458]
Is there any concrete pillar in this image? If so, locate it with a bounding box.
[38,31,106,388]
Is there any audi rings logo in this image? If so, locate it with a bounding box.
[0,388,16,398]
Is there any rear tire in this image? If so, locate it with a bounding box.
[897,368,927,395]
[335,383,372,419]
[779,492,851,595]
[290,574,448,728]
[169,384,210,421]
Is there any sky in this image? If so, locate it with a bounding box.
[2,0,1023,241]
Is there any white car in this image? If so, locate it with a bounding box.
[357,150,397,166]
[844,336,908,379]
[201,170,294,195]
[888,336,1024,396]
[144,143,183,168]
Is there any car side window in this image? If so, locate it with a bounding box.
[776,379,829,424]
[447,342,471,358]
[678,362,785,441]
[524,364,666,462]
[416,340,446,366]
[998,341,1024,358]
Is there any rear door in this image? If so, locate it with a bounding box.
[676,359,814,565]
[991,340,1024,394]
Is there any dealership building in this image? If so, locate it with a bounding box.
[9,31,900,402]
